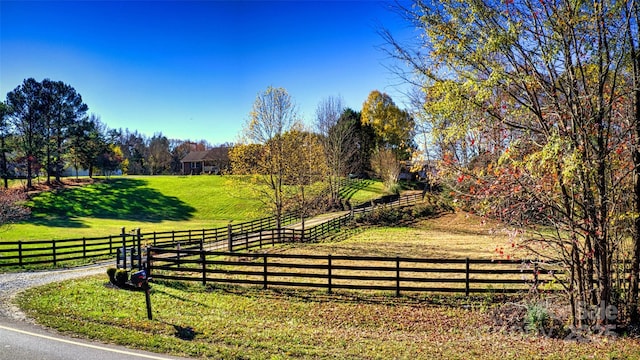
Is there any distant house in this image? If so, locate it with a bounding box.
[180,147,230,175]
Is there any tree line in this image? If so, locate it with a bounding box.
[0,78,225,189]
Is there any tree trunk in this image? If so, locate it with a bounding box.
[629,1,640,325]
[26,158,32,189]
[1,137,7,189]
[630,72,640,324]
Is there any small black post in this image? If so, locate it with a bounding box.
[52,240,57,266]
[201,249,207,286]
[263,254,268,289]
[177,243,181,269]
[396,257,400,297]
[227,223,233,252]
[137,228,142,270]
[146,247,153,278]
[143,281,152,320]
[328,254,332,294]
[18,241,23,267]
[121,227,127,270]
[83,237,87,259]
[533,262,539,293]
[465,257,470,296]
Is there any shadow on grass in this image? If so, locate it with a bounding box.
[168,281,521,308]
[26,178,196,228]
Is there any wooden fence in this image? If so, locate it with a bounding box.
[147,249,562,295]
[0,212,298,268]
[0,194,422,268]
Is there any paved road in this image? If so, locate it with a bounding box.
[0,264,190,360]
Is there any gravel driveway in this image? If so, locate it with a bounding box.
[0,262,110,321]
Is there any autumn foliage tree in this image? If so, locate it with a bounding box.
[361,90,415,188]
[232,86,301,227]
[385,0,640,326]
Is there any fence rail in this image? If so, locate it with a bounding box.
[0,194,421,268]
[0,212,299,268]
[147,249,562,296]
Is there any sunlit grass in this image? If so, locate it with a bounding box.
[15,211,640,359]
[2,175,387,241]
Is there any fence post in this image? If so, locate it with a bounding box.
[109,235,112,255]
[259,231,263,249]
[153,232,157,246]
[245,232,249,251]
[271,229,275,246]
[533,262,539,293]
[328,254,332,294]
[227,223,233,252]
[146,247,152,278]
[177,243,181,268]
[396,257,401,297]
[52,240,57,266]
[18,241,23,267]
[121,227,127,271]
[202,229,206,245]
[137,228,142,270]
[83,237,87,259]
[130,246,135,270]
[465,257,470,296]
[201,249,207,286]
[263,254,268,289]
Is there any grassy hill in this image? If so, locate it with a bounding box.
[1,175,385,241]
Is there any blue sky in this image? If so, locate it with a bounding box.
[1,0,414,145]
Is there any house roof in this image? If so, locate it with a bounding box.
[181,148,230,163]
[181,150,210,163]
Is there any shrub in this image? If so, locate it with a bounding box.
[386,182,402,195]
[524,303,550,334]
[106,267,117,284]
[411,204,435,218]
[115,269,129,287]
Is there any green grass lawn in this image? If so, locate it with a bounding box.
[1,175,386,241]
[16,214,640,359]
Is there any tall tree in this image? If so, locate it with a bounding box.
[6,78,46,189]
[361,90,415,187]
[315,96,352,205]
[361,90,415,159]
[283,129,328,228]
[115,129,149,175]
[40,79,88,183]
[238,86,300,227]
[148,133,171,175]
[624,0,640,323]
[340,108,375,176]
[384,0,639,325]
[67,114,108,178]
[0,102,12,189]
